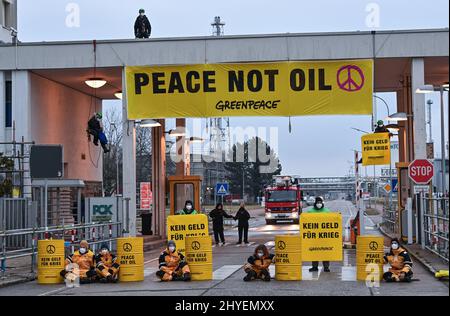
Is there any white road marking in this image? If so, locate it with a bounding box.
[213,265,242,280]
[38,286,69,297]
[235,242,255,247]
[144,257,159,264]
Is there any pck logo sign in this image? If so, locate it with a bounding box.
[93,205,113,216]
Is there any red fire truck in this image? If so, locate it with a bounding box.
[264,175,303,224]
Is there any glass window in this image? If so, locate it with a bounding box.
[175,183,194,212]
[266,190,297,202]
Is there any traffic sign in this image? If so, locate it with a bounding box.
[391,179,398,193]
[215,182,229,196]
[383,183,391,193]
[413,185,429,194]
[408,159,434,184]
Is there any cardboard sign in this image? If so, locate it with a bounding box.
[300,213,343,261]
[167,214,209,255]
[361,133,390,166]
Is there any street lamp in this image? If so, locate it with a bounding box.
[385,112,414,122]
[414,83,448,197]
[166,128,186,137]
[138,119,161,128]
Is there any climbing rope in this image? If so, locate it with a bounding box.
[86,40,101,168]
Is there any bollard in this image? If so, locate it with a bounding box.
[185,236,213,281]
[37,239,65,284]
[275,235,302,281]
[356,235,384,281]
[117,237,144,282]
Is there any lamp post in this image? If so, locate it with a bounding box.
[374,95,394,210]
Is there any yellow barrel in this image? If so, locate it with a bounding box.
[117,237,144,282]
[185,236,212,281]
[275,235,302,281]
[37,239,65,284]
[356,236,384,281]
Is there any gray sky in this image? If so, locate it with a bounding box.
[18,0,449,177]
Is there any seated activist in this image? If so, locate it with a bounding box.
[383,238,413,282]
[60,240,96,284]
[87,112,110,153]
[307,196,331,272]
[177,200,198,215]
[95,243,120,283]
[243,244,275,282]
[156,240,191,282]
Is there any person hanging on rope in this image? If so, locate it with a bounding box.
[87,112,110,153]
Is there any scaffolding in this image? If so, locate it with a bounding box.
[0,137,35,199]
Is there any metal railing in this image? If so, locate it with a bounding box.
[382,200,398,234]
[0,221,123,278]
[421,196,449,262]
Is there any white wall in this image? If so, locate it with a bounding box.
[29,72,102,181]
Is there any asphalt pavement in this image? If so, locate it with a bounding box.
[0,200,447,296]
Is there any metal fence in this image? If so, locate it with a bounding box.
[0,198,37,248]
[382,200,398,234]
[0,221,123,277]
[421,196,449,262]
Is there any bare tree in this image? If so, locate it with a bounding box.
[103,108,123,196]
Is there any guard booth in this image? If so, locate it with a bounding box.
[168,175,202,215]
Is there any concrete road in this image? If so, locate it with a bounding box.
[0,200,447,296]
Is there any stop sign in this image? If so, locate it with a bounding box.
[408,159,434,184]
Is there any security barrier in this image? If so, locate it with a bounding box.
[185,235,213,281]
[37,239,65,284]
[356,235,384,281]
[275,235,302,281]
[117,237,144,282]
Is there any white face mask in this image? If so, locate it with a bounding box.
[169,246,176,252]
[257,252,264,258]
[316,203,323,209]
[391,243,399,250]
[140,13,145,16]
[79,247,87,254]
[186,205,192,210]
[101,249,108,255]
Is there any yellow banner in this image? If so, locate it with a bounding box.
[167,214,209,255]
[126,60,373,119]
[300,213,342,261]
[361,133,391,166]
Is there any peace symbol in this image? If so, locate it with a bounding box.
[46,245,56,254]
[369,241,378,250]
[337,65,365,92]
[123,243,133,252]
[191,241,201,251]
[277,241,286,250]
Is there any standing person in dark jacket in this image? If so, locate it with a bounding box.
[209,203,233,246]
[134,9,151,39]
[234,202,250,245]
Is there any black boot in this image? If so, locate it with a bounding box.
[261,270,271,282]
[155,270,165,279]
[243,270,256,282]
[102,144,110,153]
[183,272,191,281]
